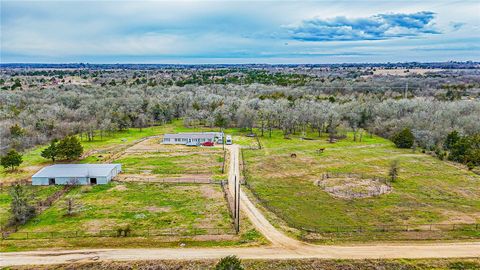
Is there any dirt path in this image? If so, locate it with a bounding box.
[227,144,305,249]
[1,144,479,267]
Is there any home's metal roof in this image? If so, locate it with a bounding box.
[163,132,222,139]
[32,164,120,178]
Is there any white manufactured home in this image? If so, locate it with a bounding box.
[162,132,223,145]
[32,164,122,186]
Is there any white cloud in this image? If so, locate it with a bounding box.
[1,0,479,63]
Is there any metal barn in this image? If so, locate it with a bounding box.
[32,164,122,185]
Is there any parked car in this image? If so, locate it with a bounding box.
[202,141,214,146]
[226,135,232,145]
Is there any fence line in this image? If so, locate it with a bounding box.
[2,227,236,240]
[122,167,221,174]
[320,172,390,185]
[220,180,236,223]
[222,150,227,174]
[301,223,480,234]
[0,179,30,190]
[114,177,221,185]
[123,149,223,154]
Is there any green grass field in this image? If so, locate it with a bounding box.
[0,186,63,228]
[11,182,232,233]
[115,152,224,176]
[2,182,265,252]
[242,130,480,241]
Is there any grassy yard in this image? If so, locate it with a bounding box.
[0,186,63,228]
[242,129,480,241]
[1,182,266,252]
[115,151,224,176]
[10,182,232,233]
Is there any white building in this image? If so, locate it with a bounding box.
[162,132,223,145]
[32,164,122,185]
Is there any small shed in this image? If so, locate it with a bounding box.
[32,164,122,186]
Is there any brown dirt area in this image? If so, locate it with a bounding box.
[199,185,223,200]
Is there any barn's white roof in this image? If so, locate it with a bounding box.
[32,164,120,178]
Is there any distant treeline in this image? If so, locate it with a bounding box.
[1,61,479,70]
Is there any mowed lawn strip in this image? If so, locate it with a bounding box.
[115,151,224,176]
[243,130,480,230]
[12,182,232,234]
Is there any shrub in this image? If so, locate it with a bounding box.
[57,136,83,160]
[215,255,244,270]
[466,162,475,170]
[41,139,59,162]
[444,130,460,150]
[392,128,414,148]
[1,149,23,171]
[9,185,36,226]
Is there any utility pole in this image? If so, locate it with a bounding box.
[404,82,408,99]
[235,175,240,234]
[233,174,237,220]
[222,129,225,151]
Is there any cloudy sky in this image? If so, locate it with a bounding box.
[1,0,479,64]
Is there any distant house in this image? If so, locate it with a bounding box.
[162,132,224,145]
[32,164,122,186]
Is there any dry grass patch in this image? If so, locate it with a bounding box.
[316,177,392,199]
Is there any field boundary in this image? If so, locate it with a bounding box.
[114,177,221,184]
[0,179,30,189]
[220,180,236,221]
[2,227,236,240]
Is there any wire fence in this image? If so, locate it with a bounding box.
[301,223,480,234]
[320,172,390,185]
[220,180,236,222]
[116,176,220,184]
[3,227,236,240]
[0,179,30,190]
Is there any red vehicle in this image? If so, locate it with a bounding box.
[202,141,214,147]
